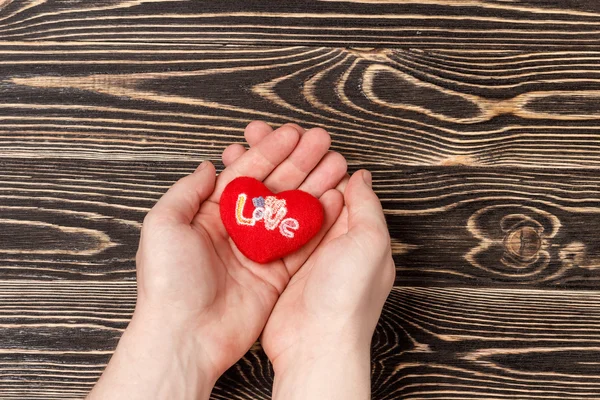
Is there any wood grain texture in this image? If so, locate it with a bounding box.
[2,158,600,398]
[5,282,600,399]
[1,44,600,168]
[385,167,600,288]
[3,0,600,49]
[2,0,600,398]
[2,159,600,287]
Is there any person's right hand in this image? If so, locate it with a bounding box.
[224,132,396,399]
[264,170,395,399]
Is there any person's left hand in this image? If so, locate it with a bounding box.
[87,121,347,400]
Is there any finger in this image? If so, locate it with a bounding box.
[283,188,344,275]
[345,170,388,242]
[222,143,246,167]
[246,121,304,147]
[297,151,348,198]
[147,161,216,225]
[263,127,331,193]
[282,123,305,135]
[317,205,349,248]
[335,173,351,194]
[210,125,300,202]
[223,123,306,168]
[244,120,273,146]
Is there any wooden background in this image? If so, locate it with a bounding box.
[1,0,600,398]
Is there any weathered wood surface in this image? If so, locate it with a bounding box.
[2,44,600,168]
[6,281,600,399]
[2,0,600,399]
[2,159,600,287]
[3,0,600,49]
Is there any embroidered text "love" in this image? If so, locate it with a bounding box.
[235,194,300,238]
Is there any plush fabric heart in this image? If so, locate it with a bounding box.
[219,177,324,263]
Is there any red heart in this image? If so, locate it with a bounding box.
[219,177,324,263]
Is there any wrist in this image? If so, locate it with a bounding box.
[88,309,217,400]
[272,335,372,400]
[270,323,372,374]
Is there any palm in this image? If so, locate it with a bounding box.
[260,207,353,360]
[192,200,289,348]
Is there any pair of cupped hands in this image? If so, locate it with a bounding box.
[88,122,395,400]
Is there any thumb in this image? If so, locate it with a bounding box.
[148,161,216,225]
[345,170,388,241]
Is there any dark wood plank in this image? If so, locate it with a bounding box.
[1,44,600,168]
[0,280,130,399]
[3,0,600,49]
[385,167,600,288]
[4,281,600,399]
[2,159,600,288]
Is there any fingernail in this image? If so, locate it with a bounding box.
[362,170,372,187]
[196,161,208,172]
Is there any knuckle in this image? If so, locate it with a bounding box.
[142,209,170,228]
[365,223,390,246]
[378,257,396,292]
[387,258,397,287]
[142,210,156,226]
[135,248,143,265]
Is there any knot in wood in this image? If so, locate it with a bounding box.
[504,226,542,261]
